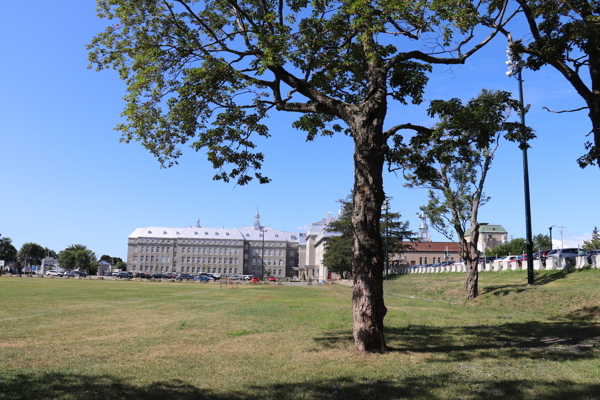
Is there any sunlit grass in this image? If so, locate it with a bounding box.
[0,269,598,399]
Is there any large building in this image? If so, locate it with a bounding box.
[127,210,301,278]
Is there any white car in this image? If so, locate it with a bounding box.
[46,270,63,277]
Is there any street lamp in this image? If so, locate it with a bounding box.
[506,46,534,285]
[381,199,389,275]
[260,228,266,280]
[549,225,556,250]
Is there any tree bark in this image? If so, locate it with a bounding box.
[465,242,479,299]
[350,110,387,353]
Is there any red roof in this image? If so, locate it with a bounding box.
[403,242,461,252]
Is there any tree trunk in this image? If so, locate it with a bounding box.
[466,227,480,299]
[350,111,387,353]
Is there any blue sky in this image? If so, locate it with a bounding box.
[1,2,598,261]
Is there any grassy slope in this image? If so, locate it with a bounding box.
[0,270,598,400]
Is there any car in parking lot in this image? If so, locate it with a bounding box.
[71,271,87,277]
[194,275,214,282]
[175,274,195,281]
[63,271,76,278]
[251,277,260,283]
[231,275,242,280]
[546,248,582,268]
[268,276,277,282]
[46,270,63,277]
[115,271,133,279]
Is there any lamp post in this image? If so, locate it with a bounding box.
[506,46,534,285]
[260,229,266,280]
[382,199,389,275]
[549,225,556,250]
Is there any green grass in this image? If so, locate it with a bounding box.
[0,270,598,400]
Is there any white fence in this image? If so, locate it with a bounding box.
[392,255,598,275]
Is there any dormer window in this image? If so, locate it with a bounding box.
[246,233,250,237]
[275,234,279,238]
[226,232,230,236]
[205,232,209,235]
[163,231,167,235]
[194,231,198,235]
[176,232,180,235]
[291,236,297,240]
[215,232,219,235]
[148,230,152,234]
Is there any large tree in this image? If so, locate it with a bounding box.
[89,0,512,352]
[59,245,97,273]
[18,243,47,267]
[489,0,600,168]
[395,90,530,299]
[0,235,18,263]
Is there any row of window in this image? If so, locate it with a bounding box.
[138,238,243,245]
[418,256,455,264]
[251,249,285,257]
[131,265,241,275]
[251,258,284,266]
[181,257,240,265]
[134,256,171,263]
[180,247,240,255]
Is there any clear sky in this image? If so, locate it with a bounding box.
[1,2,598,261]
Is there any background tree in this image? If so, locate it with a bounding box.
[100,255,113,264]
[115,261,128,271]
[396,90,529,299]
[485,237,526,257]
[59,245,97,272]
[0,235,18,263]
[44,248,58,258]
[532,233,551,251]
[89,0,512,353]
[583,226,600,251]
[489,0,600,167]
[324,197,416,277]
[17,242,47,267]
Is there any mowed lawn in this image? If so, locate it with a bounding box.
[0,270,598,400]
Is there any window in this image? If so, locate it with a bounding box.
[194,231,198,235]
[181,257,184,263]
[244,254,248,260]
[252,259,256,266]
[425,257,428,264]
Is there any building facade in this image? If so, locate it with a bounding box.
[127,210,300,278]
[464,224,508,253]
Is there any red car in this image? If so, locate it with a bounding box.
[251,277,260,283]
[268,276,277,282]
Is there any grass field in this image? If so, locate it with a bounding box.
[0,270,598,400]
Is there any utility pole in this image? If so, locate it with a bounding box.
[506,46,534,285]
[260,228,266,280]
[557,226,566,249]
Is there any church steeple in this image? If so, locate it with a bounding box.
[196,218,201,228]
[254,207,261,230]
[419,212,431,242]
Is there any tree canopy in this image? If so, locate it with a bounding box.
[494,0,600,168]
[59,245,97,272]
[18,243,47,267]
[0,235,18,263]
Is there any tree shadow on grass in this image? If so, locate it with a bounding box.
[314,309,599,363]
[481,269,571,296]
[1,372,599,400]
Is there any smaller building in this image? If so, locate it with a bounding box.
[391,242,462,269]
[97,260,113,276]
[464,224,508,253]
[38,257,59,275]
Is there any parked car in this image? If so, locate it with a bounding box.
[46,270,63,277]
[268,276,277,282]
[251,277,260,283]
[231,275,242,280]
[115,271,133,279]
[63,271,76,278]
[175,274,195,281]
[242,275,253,280]
[546,248,581,268]
[152,273,169,279]
[194,275,214,282]
[72,271,87,277]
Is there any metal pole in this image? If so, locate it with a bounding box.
[261,229,265,280]
[549,226,554,250]
[385,201,389,276]
[517,69,534,285]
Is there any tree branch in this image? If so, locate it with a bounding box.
[542,106,589,114]
[384,123,433,138]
